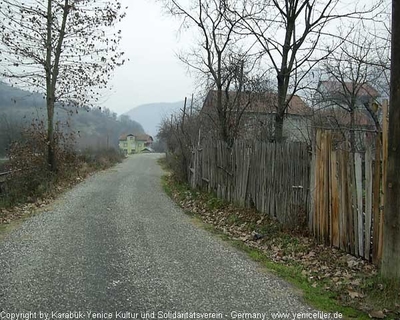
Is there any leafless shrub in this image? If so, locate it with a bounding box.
[2,120,76,203]
[78,147,125,171]
[1,119,125,208]
[158,99,202,182]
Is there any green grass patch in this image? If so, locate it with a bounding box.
[161,175,173,197]
[361,275,400,312]
[226,213,242,225]
[157,157,168,170]
[206,197,226,210]
[228,241,369,319]
[203,213,368,319]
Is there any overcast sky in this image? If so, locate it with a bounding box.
[100,0,389,116]
[102,0,195,115]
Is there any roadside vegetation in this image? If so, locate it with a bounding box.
[0,122,125,223]
[0,159,8,172]
[0,0,131,225]
[159,158,400,320]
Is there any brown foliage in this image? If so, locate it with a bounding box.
[4,120,78,203]
[157,102,202,182]
[1,119,125,207]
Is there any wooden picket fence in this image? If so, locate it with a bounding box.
[189,102,388,264]
[311,103,388,263]
[189,140,311,228]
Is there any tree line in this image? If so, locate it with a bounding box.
[157,0,389,145]
[0,0,126,171]
[0,81,144,157]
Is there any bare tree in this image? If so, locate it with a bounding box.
[0,0,126,171]
[157,98,202,181]
[371,2,391,100]
[231,0,382,142]
[163,0,257,146]
[314,30,385,151]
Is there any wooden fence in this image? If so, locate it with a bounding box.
[189,102,388,264]
[311,131,386,263]
[189,140,311,228]
[311,102,388,263]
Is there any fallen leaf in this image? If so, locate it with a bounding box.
[305,251,315,258]
[350,279,361,286]
[348,290,362,299]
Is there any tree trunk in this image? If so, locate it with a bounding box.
[350,109,356,152]
[275,113,284,143]
[275,73,286,142]
[44,0,69,172]
[217,87,229,145]
[47,100,56,172]
[381,0,400,280]
[45,0,56,172]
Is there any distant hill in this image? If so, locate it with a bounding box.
[0,81,45,108]
[124,101,187,137]
[0,82,144,156]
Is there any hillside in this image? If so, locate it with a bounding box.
[0,82,45,109]
[124,101,186,137]
[0,82,144,156]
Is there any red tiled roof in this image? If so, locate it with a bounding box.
[319,81,380,98]
[314,108,375,127]
[202,90,312,116]
[119,133,153,141]
[119,133,134,141]
[134,134,153,142]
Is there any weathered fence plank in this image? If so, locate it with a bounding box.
[355,153,364,257]
[331,151,340,248]
[365,147,373,261]
[189,121,387,265]
[190,139,310,229]
[378,100,389,261]
[372,137,381,264]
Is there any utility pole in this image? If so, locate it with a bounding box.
[381,0,400,279]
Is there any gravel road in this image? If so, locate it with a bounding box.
[0,154,318,319]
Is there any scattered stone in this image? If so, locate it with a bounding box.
[368,310,385,319]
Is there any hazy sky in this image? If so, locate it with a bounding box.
[99,0,389,115]
[102,0,194,115]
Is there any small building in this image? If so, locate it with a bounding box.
[314,81,380,110]
[119,134,153,155]
[201,90,313,142]
[313,81,381,151]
